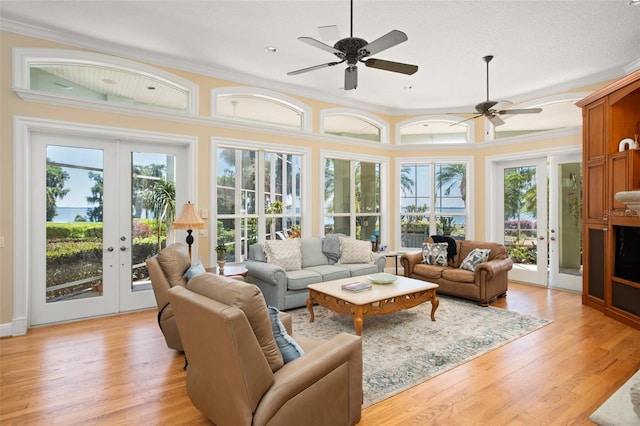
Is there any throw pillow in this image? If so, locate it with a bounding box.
[337,238,373,264]
[460,248,491,272]
[267,306,304,363]
[264,239,302,271]
[422,242,449,266]
[184,259,206,280]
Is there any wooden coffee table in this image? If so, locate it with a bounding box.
[306,276,439,336]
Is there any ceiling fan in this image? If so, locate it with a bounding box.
[450,55,542,126]
[287,0,418,90]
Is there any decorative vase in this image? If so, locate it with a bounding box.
[217,260,225,274]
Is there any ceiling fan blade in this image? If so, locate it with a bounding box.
[488,115,505,126]
[287,61,342,76]
[497,108,543,115]
[493,100,512,110]
[344,66,358,90]
[298,37,345,57]
[449,114,483,126]
[363,58,418,75]
[358,29,408,57]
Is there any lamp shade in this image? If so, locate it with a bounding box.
[173,202,206,230]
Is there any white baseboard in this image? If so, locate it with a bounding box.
[0,322,13,337]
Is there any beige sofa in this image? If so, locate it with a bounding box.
[168,273,363,426]
[400,239,513,306]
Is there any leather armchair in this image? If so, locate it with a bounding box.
[145,243,191,351]
[168,274,363,426]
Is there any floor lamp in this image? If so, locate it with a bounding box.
[173,201,206,260]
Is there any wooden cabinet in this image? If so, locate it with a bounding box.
[577,70,640,330]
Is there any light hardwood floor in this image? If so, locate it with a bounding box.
[1,282,639,425]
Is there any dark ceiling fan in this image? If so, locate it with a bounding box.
[450,55,542,126]
[287,0,418,90]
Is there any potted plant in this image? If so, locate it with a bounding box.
[215,243,228,274]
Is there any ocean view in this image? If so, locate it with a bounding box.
[51,207,89,223]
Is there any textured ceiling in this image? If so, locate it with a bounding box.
[1,0,639,115]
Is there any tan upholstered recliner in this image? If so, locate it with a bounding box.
[145,243,191,351]
[168,273,363,426]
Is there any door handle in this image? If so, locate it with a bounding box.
[105,246,114,252]
[550,237,556,241]
[120,246,128,251]
[538,236,545,240]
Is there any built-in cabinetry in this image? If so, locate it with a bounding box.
[577,70,640,330]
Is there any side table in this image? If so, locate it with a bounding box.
[205,265,248,278]
[382,251,406,275]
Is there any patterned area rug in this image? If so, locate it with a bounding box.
[288,296,552,407]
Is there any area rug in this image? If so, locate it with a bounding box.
[288,296,552,407]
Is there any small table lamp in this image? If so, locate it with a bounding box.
[173,201,206,260]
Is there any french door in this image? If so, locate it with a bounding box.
[31,133,186,325]
[496,158,548,285]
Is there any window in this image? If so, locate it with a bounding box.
[397,116,471,144]
[215,143,304,261]
[13,48,198,113]
[320,108,388,143]
[324,157,382,244]
[212,88,310,131]
[400,161,469,249]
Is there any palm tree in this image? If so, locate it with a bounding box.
[436,163,467,206]
[504,167,536,243]
[152,179,176,251]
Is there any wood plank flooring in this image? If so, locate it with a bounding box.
[1,282,639,425]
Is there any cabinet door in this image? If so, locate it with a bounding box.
[585,161,606,221]
[609,152,629,210]
[584,99,607,162]
[583,225,606,303]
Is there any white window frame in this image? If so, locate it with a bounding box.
[396,115,474,145]
[319,108,389,144]
[395,156,474,250]
[211,137,311,263]
[211,87,312,132]
[320,150,389,244]
[12,48,199,114]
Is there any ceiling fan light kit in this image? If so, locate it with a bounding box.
[288,0,418,90]
[448,55,543,126]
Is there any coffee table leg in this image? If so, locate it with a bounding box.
[306,292,315,323]
[354,306,364,336]
[430,292,439,322]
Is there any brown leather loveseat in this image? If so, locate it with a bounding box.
[400,239,513,306]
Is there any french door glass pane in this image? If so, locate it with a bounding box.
[46,145,104,303]
[130,152,176,292]
[503,166,538,265]
[558,162,583,276]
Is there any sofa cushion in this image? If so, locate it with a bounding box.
[340,263,380,277]
[442,267,475,283]
[460,248,491,272]
[249,243,267,262]
[306,265,351,281]
[422,242,449,266]
[338,238,373,264]
[267,306,304,363]
[300,238,329,268]
[157,243,191,287]
[286,269,323,291]
[187,274,285,372]
[185,259,206,280]
[413,263,447,279]
[264,239,302,271]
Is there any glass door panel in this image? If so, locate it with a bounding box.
[499,158,548,285]
[549,155,583,292]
